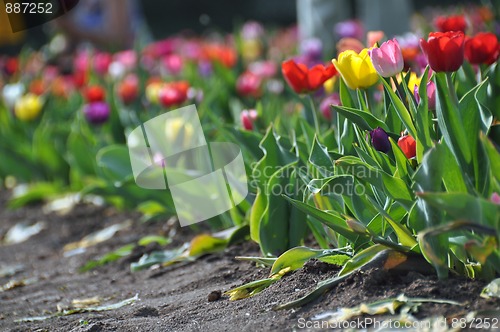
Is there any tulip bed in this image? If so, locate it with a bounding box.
[1,3,500,328]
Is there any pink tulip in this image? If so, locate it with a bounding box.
[163,54,183,75]
[319,93,341,121]
[414,81,436,110]
[240,109,258,130]
[368,39,404,77]
[491,192,500,205]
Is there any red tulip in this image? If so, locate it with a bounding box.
[117,75,139,104]
[84,85,106,103]
[281,59,337,94]
[398,135,416,159]
[159,81,189,107]
[420,31,465,72]
[435,15,467,32]
[465,32,500,65]
[3,57,19,76]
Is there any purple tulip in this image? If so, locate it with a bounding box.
[83,101,110,125]
[414,81,436,110]
[368,39,404,77]
[370,127,391,153]
[198,60,213,77]
[300,38,323,61]
[334,20,364,40]
[241,21,264,40]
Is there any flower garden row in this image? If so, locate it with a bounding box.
[1,7,500,307]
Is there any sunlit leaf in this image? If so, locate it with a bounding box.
[80,244,135,272]
[481,278,500,299]
[138,235,171,247]
[16,294,139,322]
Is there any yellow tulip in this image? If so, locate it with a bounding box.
[332,48,379,90]
[14,94,43,121]
[406,72,421,95]
[145,82,163,104]
[323,76,337,94]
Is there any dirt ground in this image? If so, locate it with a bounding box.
[1,190,499,332]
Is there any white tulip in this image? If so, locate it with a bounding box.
[2,83,25,109]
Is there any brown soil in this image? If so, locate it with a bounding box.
[0,190,499,332]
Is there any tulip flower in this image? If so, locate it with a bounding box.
[117,75,139,105]
[2,83,25,109]
[407,72,422,94]
[281,59,337,94]
[248,61,277,79]
[491,192,500,205]
[435,15,467,32]
[3,57,19,76]
[334,20,364,40]
[84,85,106,103]
[369,127,391,153]
[93,52,112,75]
[29,79,45,96]
[300,38,323,61]
[241,21,264,40]
[236,71,262,98]
[414,81,436,110]
[333,48,378,90]
[159,81,189,107]
[14,94,43,121]
[83,102,110,125]
[240,109,258,130]
[319,94,341,121]
[336,37,364,54]
[368,39,404,77]
[397,135,416,159]
[163,54,183,75]
[420,31,465,72]
[146,81,163,104]
[465,32,500,65]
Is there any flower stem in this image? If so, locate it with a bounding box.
[306,94,320,134]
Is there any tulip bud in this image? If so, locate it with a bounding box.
[159,83,188,107]
[163,54,183,75]
[84,85,106,103]
[93,52,112,75]
[333,48,378,90]
[369,127,391,153]
[240,109,258,130]
[83,101,110,125]
[491,192,500,205]
[368,39,404,77]
[14,94,43,121]
[397,135,416,159]
[319,93,341,121]
[145,82,163,104]
[2,83,25,109]
[420,31,465,72]
[236,71,261,98]
[414,81,436,110]
[117,75,139,105]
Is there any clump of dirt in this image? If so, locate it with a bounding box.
[0,190,499,332]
